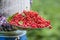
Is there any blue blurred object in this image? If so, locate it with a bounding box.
[0,30,27,40]
[20,35,27,40]
[0,37,5,40]
[0,35,27,40]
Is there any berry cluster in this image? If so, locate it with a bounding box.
[9,10,52,29]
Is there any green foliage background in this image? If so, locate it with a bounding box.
[27,0,60,40]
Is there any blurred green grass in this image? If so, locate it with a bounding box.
[27,0,60,40]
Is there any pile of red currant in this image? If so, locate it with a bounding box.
[9,10,52,29]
